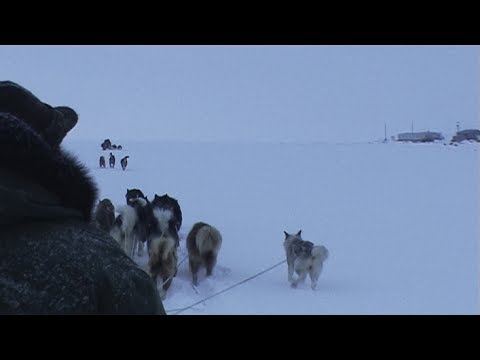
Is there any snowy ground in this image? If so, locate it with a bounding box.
[63,139,479,314]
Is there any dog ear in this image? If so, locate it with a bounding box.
[284,231,289,238]
[297,230,302,236]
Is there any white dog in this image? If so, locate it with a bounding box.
[109,204,138,258]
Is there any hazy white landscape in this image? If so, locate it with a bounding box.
[4,43,477,314]
[64,138,479,314]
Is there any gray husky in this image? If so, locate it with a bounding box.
[283,230,328,290]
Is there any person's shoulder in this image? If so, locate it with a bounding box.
[51,220,165,314]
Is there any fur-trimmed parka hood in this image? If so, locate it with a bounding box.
[0,112,97,225]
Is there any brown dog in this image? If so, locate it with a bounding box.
[186,222,222,286]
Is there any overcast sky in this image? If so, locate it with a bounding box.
[1,45,478,143]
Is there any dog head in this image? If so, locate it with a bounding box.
[126,188,147,205]
[284,230,302,241]
[97,198,114,213]
[152,193,179,212]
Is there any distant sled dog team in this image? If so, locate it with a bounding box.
[98,139,129,170]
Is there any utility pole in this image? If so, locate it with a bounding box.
[384,123,387,142]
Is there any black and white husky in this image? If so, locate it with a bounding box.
[125,189,153,257]
[283,230,329,290]
[108,190,151,257]
[151,197,181,247]
[151,193,182,243]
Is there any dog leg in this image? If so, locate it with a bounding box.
[287,263,294,283]
[158,287,166,301]
[292,271,307,288]
[126,232,134,259]
[298,271,308,284]
[309,264,323,290]
[119,231,125,251]
[163,277,173,293]
[146,239,152,258]
[122,232,128,254]
[205,253,216,277]
[137,240,144,257]
[189,259,200,286]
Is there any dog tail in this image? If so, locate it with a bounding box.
[153,208,173,234]
[150,234,176,262]
[128,197,147,207]
[116,205,138,233]
[312,245,329,263]
[196,224,222,255]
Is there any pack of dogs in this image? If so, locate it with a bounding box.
[98,139,129,170]
[100,189,185,299]
[92,188,329,300]
[98,153,129,171]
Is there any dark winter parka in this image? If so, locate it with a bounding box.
[0,81,165,314]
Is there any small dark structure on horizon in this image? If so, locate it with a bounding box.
[101,139,112,150]
[450,129,480,144]
[101,138,123,150]
[397,131,444,143]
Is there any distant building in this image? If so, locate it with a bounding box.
[397,131,444,143]
[450,129,480,143]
